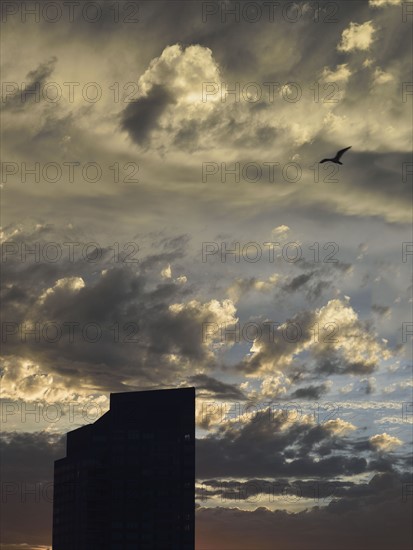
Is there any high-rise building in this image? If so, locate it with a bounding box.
[53,387,195,550]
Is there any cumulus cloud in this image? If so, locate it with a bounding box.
[323,418,357,435]
[259,374,291,398]
[0,226,241,399]
[235,299,392,376]
[369,432,403,451]
[121,44,221,149]
[1,3,412,547]
[119,37,408,159]
[196,403,403,481]
[321,64,352,82]
[337,21,376,52]
[0,357,100,404]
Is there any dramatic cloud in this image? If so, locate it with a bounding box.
[121,44,221,150]
[197,407,381,480]
[235,298,392,376]
[1,2,412,548]
[197,471,412,550]
[1,226,241,398]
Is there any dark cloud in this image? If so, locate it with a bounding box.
[199,471,413,503]
[1,227,219,391]
[314,353,377,375]
[2,1,412,548]
[198,477,352,502]
[372,304,391,317]
[197,409,377,479]
[4,429,408,549]
[295,258,352,273]
[1,57,57,112]
[283,272,315,292]
[197,471,412,550]
[188,374,247,400]
[281,271,331,300]
[290,384,329,400]
[121,84,175,146]
[340,151,413,205]
[234,299,388,377]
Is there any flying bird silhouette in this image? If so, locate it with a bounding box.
[320,146,351,165]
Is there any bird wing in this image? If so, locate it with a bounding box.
[336,146,351,159]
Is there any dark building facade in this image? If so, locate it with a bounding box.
[53,387,195,550]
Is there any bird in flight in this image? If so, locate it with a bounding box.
[320,146,351,165]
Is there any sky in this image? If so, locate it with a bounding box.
[0,0,412,548]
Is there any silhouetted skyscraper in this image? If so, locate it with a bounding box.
[53,387,195,550]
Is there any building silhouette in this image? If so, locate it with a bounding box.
[53,387,195,550]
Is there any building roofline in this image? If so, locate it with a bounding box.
[109,386,195,398]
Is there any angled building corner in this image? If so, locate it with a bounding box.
[52,387,195,550]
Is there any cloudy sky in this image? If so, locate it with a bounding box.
[1,0,412,548]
